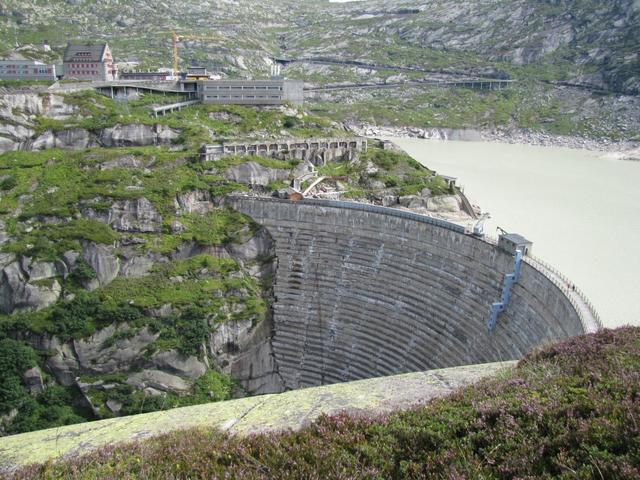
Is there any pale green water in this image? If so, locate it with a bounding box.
[392,138,640,328]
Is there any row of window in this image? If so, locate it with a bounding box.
[0,67,53,73]
[204,85,282,91]
[67,70,99,76]
[0,65,36,69]
[205,95,282,100]
[66,63,101,67]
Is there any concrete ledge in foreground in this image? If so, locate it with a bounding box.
[0,361,515,472]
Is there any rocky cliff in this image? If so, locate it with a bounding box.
[0,90,181,153]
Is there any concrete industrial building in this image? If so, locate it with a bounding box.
[0,59,59,81]
[63,42,117,81]
[198,79,304,105]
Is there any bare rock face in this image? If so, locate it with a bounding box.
[426,195,462,213]
[29,129,97,151]
[23,366,45,395]
[120,251,156,278]
[45,342,80,387]
[209,318,254,360]
[217,318,284,395]
[81,241,120,287]
[100,124,180,147]
[0,261,61,314]
[0,92,77,121]
[223,161,290,187]
[174,190,215,215]
[126,369,191,394]
[151,350,207,379]
[106,399,123,414]
[171,241,230,261]
[0,220,9,246]
[74,324,160,375]
[0,124,35,153]
[23,259,59,282]
[226,227,274,263]
[99,155,145,170]
[0,92,80,153]
[82,197,162,233]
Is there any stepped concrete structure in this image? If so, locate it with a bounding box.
[228,197,599,391]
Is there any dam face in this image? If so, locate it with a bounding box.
[229,197,592,391]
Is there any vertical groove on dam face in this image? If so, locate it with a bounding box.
[229,197,585,391]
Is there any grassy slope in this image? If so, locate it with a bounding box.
[10,326,640,479]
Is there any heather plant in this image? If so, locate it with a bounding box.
[11,326,640,479]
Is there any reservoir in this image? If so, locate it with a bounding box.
[392,138,640,328]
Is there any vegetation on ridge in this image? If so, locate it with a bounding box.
[9,326,640,479]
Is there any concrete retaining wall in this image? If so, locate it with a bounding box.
[229,197,588,390]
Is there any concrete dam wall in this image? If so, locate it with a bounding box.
[229,197,598,391]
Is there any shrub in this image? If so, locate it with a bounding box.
[176,307,209,356]
[0,339,38,414]
[68,259,97,286]
[282,116,300,128]
[0,175,17,191]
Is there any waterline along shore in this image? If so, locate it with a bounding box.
[347,123,639,157]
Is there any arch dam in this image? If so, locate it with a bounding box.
[0,197,601,470]
[229,197,599,391]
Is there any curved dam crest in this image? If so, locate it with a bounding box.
[229,197,597,392]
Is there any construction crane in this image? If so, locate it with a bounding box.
[172,31,225,76]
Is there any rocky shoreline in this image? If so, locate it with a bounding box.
[346,123,639,157]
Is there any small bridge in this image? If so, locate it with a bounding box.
[151,99,201,117]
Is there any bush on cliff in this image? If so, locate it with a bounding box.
[13,326,640,479]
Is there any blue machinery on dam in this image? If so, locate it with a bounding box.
[487,249,523,333]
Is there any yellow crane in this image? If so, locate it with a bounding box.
[172,31,225,76]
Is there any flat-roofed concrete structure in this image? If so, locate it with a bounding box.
[0,59,59,81]
[199,79,304,105]
[498,233,533,256]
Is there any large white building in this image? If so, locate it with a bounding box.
[63,42,116,81]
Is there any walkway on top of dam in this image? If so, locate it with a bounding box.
[0,361,513,472]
